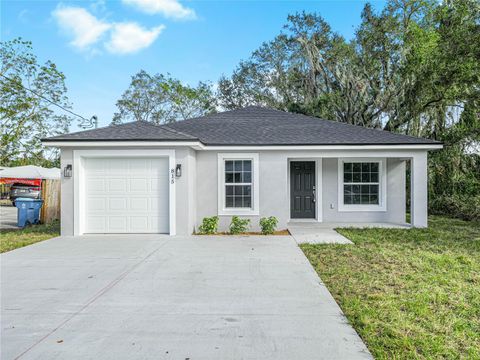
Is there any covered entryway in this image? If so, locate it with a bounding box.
[83,157,169,233]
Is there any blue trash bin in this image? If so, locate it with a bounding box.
[15,198,44,227]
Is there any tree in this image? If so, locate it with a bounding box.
[217,0,479,219]
[112,70,216,125]
[0,38,72,166]
[217,0,479,133]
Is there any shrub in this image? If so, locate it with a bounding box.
[229,216,250,234]
[198,216,219,234]
[430,195,480,221]
[259,216,278,235]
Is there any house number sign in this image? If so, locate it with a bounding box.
[171,169,175,184]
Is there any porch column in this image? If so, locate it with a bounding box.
[410,152,428,228]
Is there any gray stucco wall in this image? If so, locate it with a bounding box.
[321,158,406,223]
[60,148,74,236]
[196,151,407,232]
[173,147,196,235]
[60,146,412,235]
[196,151,290,232]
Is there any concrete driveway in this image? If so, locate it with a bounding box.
[0,205,18,230]
[1,235,371,360]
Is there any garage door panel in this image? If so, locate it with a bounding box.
[109,159,129,174]
[129,178,148,192]
[150,216,169,232]
[86,179,105,192]
[150,197,168,214]
[150,178,169,191]
[128,159,149,173]
[108,217,128,232]
[87,198,106,211]
[86,216,106,232]
[129,216,149,232]
[130,198,149,211]
[85,158,107,173]
[150,158,168,173]
[108,178,127,192]
[84,157,169,234]
[108,198,127,211]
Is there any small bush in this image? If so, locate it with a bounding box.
[430,195,480,221]
[259,216,278,235]
[198,216,219,234]
[229,216,250,234]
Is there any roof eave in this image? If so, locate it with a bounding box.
[41,138,199,142]
[42,139,443,151]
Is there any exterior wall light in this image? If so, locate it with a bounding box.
[175,164,182,177]
[64,164,72,178]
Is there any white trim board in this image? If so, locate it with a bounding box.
[44,140,443,151]
[45,141,202,149]
[73,149,176,235]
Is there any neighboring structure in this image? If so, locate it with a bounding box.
[42,106,442,235]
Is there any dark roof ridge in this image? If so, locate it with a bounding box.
[167,108,252,124]
[159,124,198,140]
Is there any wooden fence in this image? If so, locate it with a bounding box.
[40,179,61,224]
[0,183,11,199]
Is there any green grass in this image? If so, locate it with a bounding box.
[300,216,480,359]
[0,221,60,253]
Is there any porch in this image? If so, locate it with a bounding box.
[287,152,428,229]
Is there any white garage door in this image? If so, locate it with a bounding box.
[84,157,169,233]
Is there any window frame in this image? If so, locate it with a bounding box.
[217,153,259,216]
[337,158,387,212]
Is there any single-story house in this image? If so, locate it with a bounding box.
[42,106,443,235]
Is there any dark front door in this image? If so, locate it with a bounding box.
[290,161,316,219]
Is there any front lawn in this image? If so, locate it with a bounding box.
[0,221,60,253]
[300,216,480,359]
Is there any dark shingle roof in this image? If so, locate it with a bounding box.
[43,106,440,145]
[43,120,196,142]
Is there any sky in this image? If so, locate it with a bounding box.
[1,0,386,131]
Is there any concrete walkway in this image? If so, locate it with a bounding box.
[288,222,353,244]
[1,235,371,360]
[288,221,411,244]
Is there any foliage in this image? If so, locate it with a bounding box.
[229,216,250,234]
[216,0,480,217]
[259,216,278,235]
[112,70,216,125]
[428,99,480,216]
[430,194,480,221]
[198,216,219,234]
[0,220,60,253]
[301,216,480,359]
[0,38,72,166]
[218,0,479,131]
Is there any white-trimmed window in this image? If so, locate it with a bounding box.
[338,158,387,211]
[218,153,259,215]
